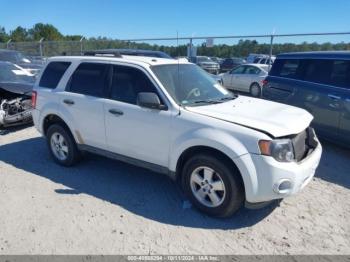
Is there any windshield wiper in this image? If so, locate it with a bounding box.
[193,99,222,104]
[187,95,238,106]
[217,96,237,101]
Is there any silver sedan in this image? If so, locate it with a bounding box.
[220,64,269,97]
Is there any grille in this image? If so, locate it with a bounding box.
[291,127,318,162]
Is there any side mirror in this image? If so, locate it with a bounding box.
[137,92,167,110]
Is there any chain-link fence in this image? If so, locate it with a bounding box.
[1,32,350,61]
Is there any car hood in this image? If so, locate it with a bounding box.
[17,63,43,70]
[184,96,313,137]
[0,82,34,96]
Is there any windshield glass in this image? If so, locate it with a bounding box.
[197,56,213,63]
[0,52,18,62]
[0,51,31,63]
[0,63,34,83]
[233,58,244,63]
[151,64,234,106]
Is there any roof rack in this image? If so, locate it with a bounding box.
[83,50,122,58]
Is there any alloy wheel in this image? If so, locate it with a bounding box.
[190,166,226,208]
[50,132,69,161]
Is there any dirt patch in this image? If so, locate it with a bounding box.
[0,127,349,254]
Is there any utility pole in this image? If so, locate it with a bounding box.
[6,39,11,49]
[39,38,44,58]
[80,37,85,55]
[268,34,274,71]
[188,38,193,61]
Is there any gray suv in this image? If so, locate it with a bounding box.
[263,51,350,147]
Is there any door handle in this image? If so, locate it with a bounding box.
[63,99,75,105]
[109,108,124,116]
[328,94,341,100]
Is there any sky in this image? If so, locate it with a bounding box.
[1,0,350,44]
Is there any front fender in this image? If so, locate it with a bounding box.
[169,128,248,172]
[169,127,259,203]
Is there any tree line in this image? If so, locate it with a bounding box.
[1,23,350,58]
[0,23,83,42]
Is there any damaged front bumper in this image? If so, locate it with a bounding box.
[0,97,32,127]
[0,80,34,128]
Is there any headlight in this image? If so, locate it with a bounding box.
[259,139,295,162]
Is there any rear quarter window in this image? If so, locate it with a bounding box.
[39,62,71,89]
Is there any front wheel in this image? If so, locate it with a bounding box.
[182,154,244,217]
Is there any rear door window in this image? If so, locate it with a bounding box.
[270,59,301,79]
[67,63,109,97]
[231,66,246,74]
[302,59,333,85]
[301,59,350,88]
[245,66,260,74]
[39,62,71,89]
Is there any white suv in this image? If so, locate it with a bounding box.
[32,53,322,217]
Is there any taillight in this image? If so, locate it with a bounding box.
[31,91,37,109]
[261,79,268,86]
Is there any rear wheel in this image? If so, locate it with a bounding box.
[250,83,262,97]
[182,154,244,217]
[46,123,80,166]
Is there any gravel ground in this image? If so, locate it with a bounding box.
[0,126,349,255]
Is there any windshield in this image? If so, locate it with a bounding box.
[233,58,244,63]
[0,51,31,64]
[0,63,34,83]
[0,52,18,62]
[151,64,234,106]
[197,56,213,63]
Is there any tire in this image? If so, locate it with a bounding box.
[46,123,80,166]
[182,154,244,217]
[250,83,262,97]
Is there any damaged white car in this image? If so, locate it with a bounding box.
[0,62,34,127]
